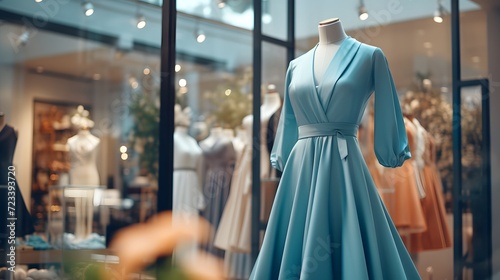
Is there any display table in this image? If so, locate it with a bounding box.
[1,248,113,265]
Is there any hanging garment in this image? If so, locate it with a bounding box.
[200,139,236,258]
[383,118,427,235]
[250,37,421,280]
[404,133,452,252]
[214,112,272,253]
[358,111,394,206]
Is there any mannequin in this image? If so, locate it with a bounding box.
[173,105,205,214]
[232,127,247,162]
[314,18,348,85]
[173,105,205,259]
[199,125,237,257]
[67,129,100,185]
[67,106,100,241]
[250,16,421,279]
[223,128,235,139]
[200,126,224,150]
[214,85,282,279]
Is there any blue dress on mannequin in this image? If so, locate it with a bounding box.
[249,37,421,280]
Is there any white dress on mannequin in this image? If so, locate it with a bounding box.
[68,130,100,185]
[67,129,100,240]
[173,126,205,214]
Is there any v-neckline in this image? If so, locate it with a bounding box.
[311,36,351,93]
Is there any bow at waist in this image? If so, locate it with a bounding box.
[297,122,358,160]
[298,122,358,139]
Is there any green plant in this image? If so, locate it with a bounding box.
[128,89,160,179]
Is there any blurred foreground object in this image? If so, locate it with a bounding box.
[110,211,224,279]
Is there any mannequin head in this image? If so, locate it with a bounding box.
[174,104,191,127]
[71,105,94,130]
[266,84,277,94]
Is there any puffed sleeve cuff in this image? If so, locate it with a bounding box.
[270,154,284,172]
[378,147,411,168]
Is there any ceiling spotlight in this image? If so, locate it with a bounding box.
[35,0,43,2]
[195,29,206,43]
[358,1,369,21]
[175,64,181,72]
[217,0,227,9]
[136,14,146,29]
[433,1,445,23]
[82,1,94,17]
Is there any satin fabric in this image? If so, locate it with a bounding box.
[250,37,421,280]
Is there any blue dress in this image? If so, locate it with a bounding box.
[249,37,421,280]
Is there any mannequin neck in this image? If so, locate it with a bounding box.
[78,129,91,136]
[223,128,234,139]
[210,127,223,139]
[236,128,246,140]
[262,92,281,109]
[318,20,347,45]
[175,126,189,135]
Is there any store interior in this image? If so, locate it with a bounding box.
[0,0,494,279]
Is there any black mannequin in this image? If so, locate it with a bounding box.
[0,113,35,247]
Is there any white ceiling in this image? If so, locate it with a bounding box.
[0,0,486,88]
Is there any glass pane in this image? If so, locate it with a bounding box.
[262,0,287,41]
[293,1,459,279]
[460,9,488,80]
[460,85,483,279]
[177,0,254,30]
[0,0,161,278]
[262,42,287,95]
[174,7,254,280]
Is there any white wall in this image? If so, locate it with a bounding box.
[487,7,500,280]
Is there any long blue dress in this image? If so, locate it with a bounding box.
[249,37,421,280]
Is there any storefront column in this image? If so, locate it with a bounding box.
[487,6,500,278]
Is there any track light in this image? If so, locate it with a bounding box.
[217,0,227,9]
[82,1,94,17]
[358,1,369,21]
[136,14,146,29]
[433,1,445,23]
[195,29,206,43]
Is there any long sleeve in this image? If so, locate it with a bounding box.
[270,63,298,172]
[372,48,411,168]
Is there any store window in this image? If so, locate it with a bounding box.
[291,0,487,279]
[0,0,163,278]
[1,0,496,279]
